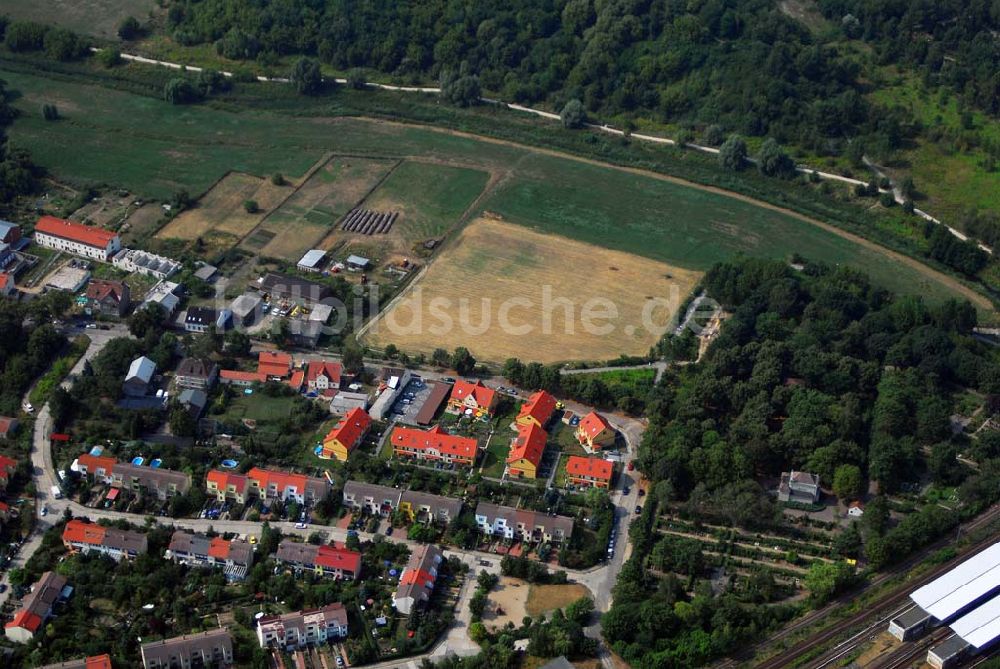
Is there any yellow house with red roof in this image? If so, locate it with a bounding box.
[576,411,615,453]
[515,390,557,429]
[506,423,547,479]
[321,407,372,461]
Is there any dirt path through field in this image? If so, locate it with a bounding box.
[356,118,991,311]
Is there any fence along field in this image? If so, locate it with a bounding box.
[364,216,702,364]
[2,68,984,308]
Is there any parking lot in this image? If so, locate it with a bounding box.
[389,377,432,423]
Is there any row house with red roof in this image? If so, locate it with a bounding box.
[37,654,113,668]
[275,540,361,580]
[206,468,328,505]
[256,602,348,650]
[393,544,443,615]
[390,425,478,467]
[565,455,614,489]
[62,519,148,561]
[34,216,121,261]
[4,571,67,643]
[165,530,254,581]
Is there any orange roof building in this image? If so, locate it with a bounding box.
[565,455,614,488]
[0,272,14,296]
[391,425,478,466]
[516,390,557,429]
[306,361,343,391]
[322,407,372,462]
[247,467,328,504]
[506,423,547,479]
[4,570,67,643]
[34,215,121,261]
[258,351,293,379]
[219,369,267,386]
[62,519,147,561]
[448,380,497,415]
[575,411,615,453]
[0,453,16,488]
[77,453,117,480]
[206,469,250,503]
[287,368,305,391]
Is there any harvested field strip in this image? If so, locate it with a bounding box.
[156,171,292,241]
[525,583,591,617]
[364,216,702,364]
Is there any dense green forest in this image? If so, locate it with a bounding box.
[602,257,1000,666]
[163,1,998,152]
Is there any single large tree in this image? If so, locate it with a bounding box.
[718,134,748,171]
[560,99,586,129]
[290,57,322,95]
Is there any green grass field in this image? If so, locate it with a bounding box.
[363,160,490,242]
[870,73,1000,223]
[1,0,157,40]
[0,67,984,306]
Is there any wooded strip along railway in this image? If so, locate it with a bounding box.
[734,503,1000,669]
[340,208,398,235]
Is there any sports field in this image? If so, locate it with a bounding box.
[1,67,988,309]
[364,217,701,363]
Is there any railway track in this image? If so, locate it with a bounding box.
[866,627,950,669]
[750,504,1000,669]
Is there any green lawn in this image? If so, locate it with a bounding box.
[0,0,157,40]
[0,66,983,305]
[218,393,297,424]
[363,160,489,242]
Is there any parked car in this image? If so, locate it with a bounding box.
[627,461,635,471]
[635,506,643,514]
[385,526,394,536]
[622,486,630,495]
[294,522,307,530]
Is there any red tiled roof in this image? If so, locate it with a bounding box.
[306,360,342,386]
[63,519,107,546]
[324,408,372,450]
[206,469,248,491]
[0,272,12,290]
[399,568,435,588]
[208,537,232,560]
[258,351,292,378]
[35,215,118,249]
[507,423,547,467]
[0,453,16,471]
[5,609,42,633]
[578,411,611,440]
[314,544,361,574]
[220,369,267,383]
[85,279,126,303]
[86,655,113,669]
[450,380,496,409]
[565,455,613,481]
[247,467,324,494]
[391,425,477,459]
[0,501,9,512]
[517,390,557,425]
[78,453,117,474]
[287,369,305,390]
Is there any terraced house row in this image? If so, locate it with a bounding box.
[390,424,478,467]
[274,539,361,580]
[164,530,254,582]
[62,520,148,561]
[475,502,574,544]
[206,467,329,505]
[75,453,191,500]
[341,480,463,522]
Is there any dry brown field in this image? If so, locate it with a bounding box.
[364,216,701,363]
